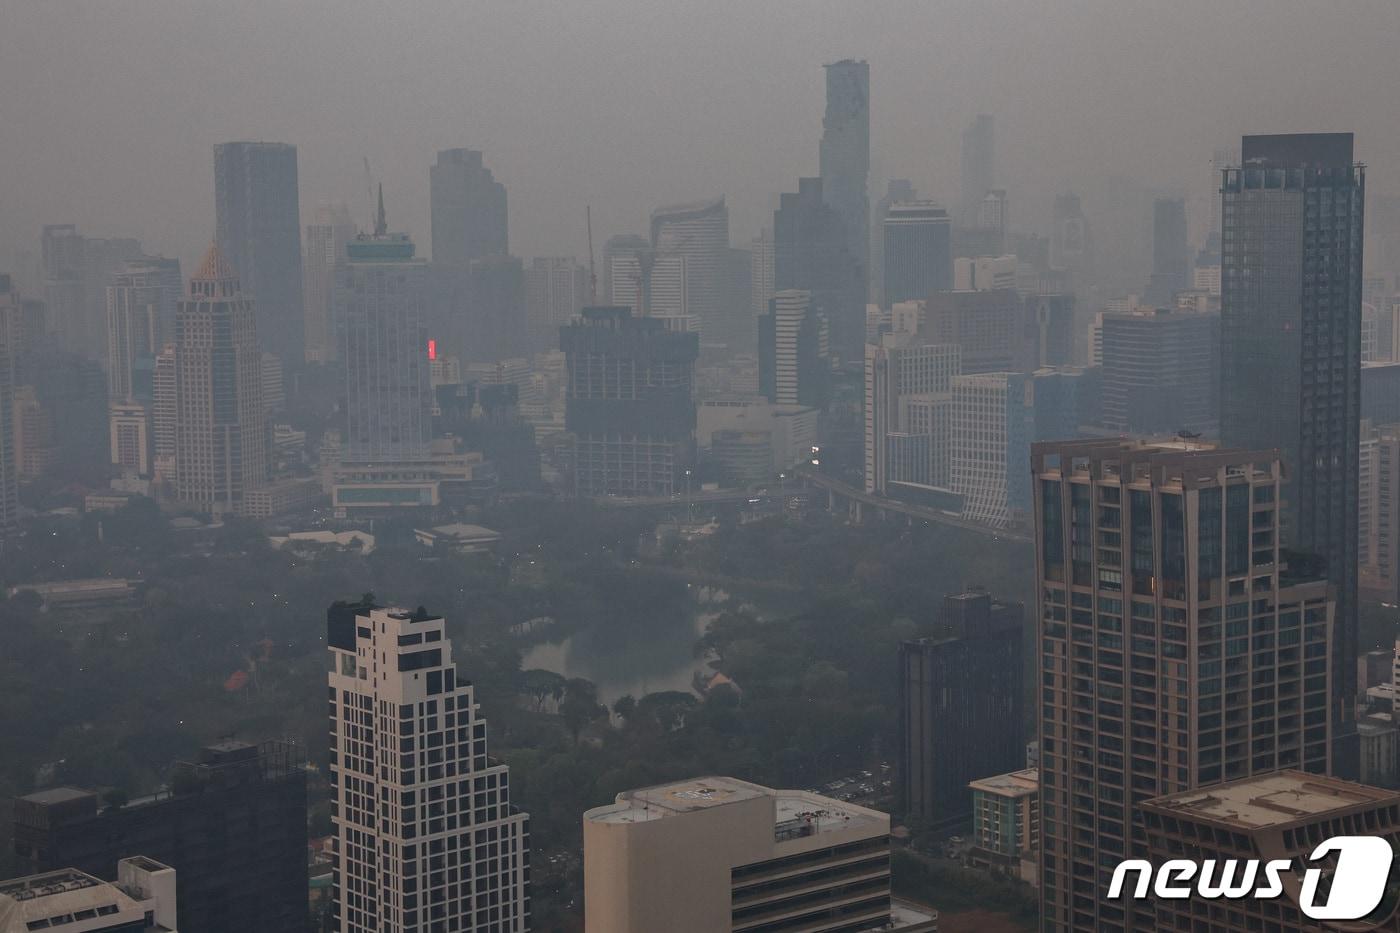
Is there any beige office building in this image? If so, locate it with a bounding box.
[1142,772,1400,932]
[583,776,937,933]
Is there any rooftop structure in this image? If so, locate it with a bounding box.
[0,858,176,933]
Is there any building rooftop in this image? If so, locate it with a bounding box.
[1144,770,1400,830]
[17,787,94,807]
[586,776,885,837]
[0,861,175,933]
[969,769,1039,797]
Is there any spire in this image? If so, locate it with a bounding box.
[375,184,387,237]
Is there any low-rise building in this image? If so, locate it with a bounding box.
[967,769,1038,884]
[413,522,501,553]
[0,857,177,932]
[584,776,937,933]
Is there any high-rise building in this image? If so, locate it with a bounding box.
[430,148,508,267]
[174,244,267,516]
[108,400,149,475]
[338,189,432,463]
[882,202,952,306]
[1033,440,1334,932]
[213,141,304,363]
[774,177,864,363]
[524,257,588,353]
[1145,197,1189,307]
[759,290,829,408]
[602,234,649,308]
[1099,306,1219,436]
[1220,133,1364,775]
[106,260,180,401]
[42,226,147,366]
[0,858,177,933]
[749,228,775,318]
[562,306,698,497]
[151,345,176,481]
[1049,193,1092,279]
[898,588,1023,830]
[1361,422,1400,606]
[651,198,729,341]
[960,114,995,227]
[10,741,306,933]
[873,180,916,306]
[1142,772,1400,932]
[303,202,357,364]
[950,372,1031,528]
[260,351,284,414]
[820,59,870,300]
[0,279,18,542]
[923,288,1036,375]
[864,337,960,494]
[326,600,530,932]
[584,775,937,933]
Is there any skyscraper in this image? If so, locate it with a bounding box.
[819,60,870,300]
[1145,196,1189,306]
[1033,440,1334,931]
[151,344,176,481]
[950,372,1031,528]
[873,180,916,306]
[108,400,149,475]
[337,188,432,462]
[960,114,995,226]
[882,202,952,305]
[759,290,829,408]
[327,600,530,933]
[898,588,1023,830]
[430,148,508,266]
[603,234,649,308]
[1219,133,1364,775]
[562,306,698,497]
[105,260,172,401]
[749,228,775,318]
[774,177,863,363]
[1099,306,1218,436]
[303,202,356,364]
[524,257,588,353]
[0,278,18,543]
[864,337,960,495]
[174,244,267,515]
[213,141,304,363]
[650,197,729,341]
[923,288,1037,374]
[42,225,146,365]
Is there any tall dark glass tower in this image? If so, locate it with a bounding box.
[774,177,864,363]
[213,142,304,364]
[959,113,995,227]
[430,148,508,267]
[819,59,869,300]
[1145,196,1189,306]
[1220,132,1364,776]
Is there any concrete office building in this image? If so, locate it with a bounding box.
[303,202,356,363]
[1361,423,1400,605]
[864,337,960,495]
[1142,773,1400,932]
[882,202,952,306]
[602,234,649,308]
[584,776,936,933]
[1220,134,1365,775]
[430,148,509,267]
[337,189,432,463]
[1034,440,1335,932]
[326,601,530,932]
[1099,306,1219,436]
[151,345,176,482]
[562,307,698,497]
[213,142,304,362]
[108,400,148,476]
[42,225,147,366]
[11,742,305,933]
[0,858,177,933]
[749,229,775,318]
[820,60,870,299]
[524,257,588,353]
[951,372,1031,528]
[898,589,1024,830]
[651,198,729,340]
[924,288,1036,375]
[173,245,266,516]
[106,260,178,400]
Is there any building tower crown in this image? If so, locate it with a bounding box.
[190,243,241,298]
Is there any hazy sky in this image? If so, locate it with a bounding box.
[3,0,1399,277]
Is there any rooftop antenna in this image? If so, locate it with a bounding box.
[586,205,598,305]
[362,157,374,230]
